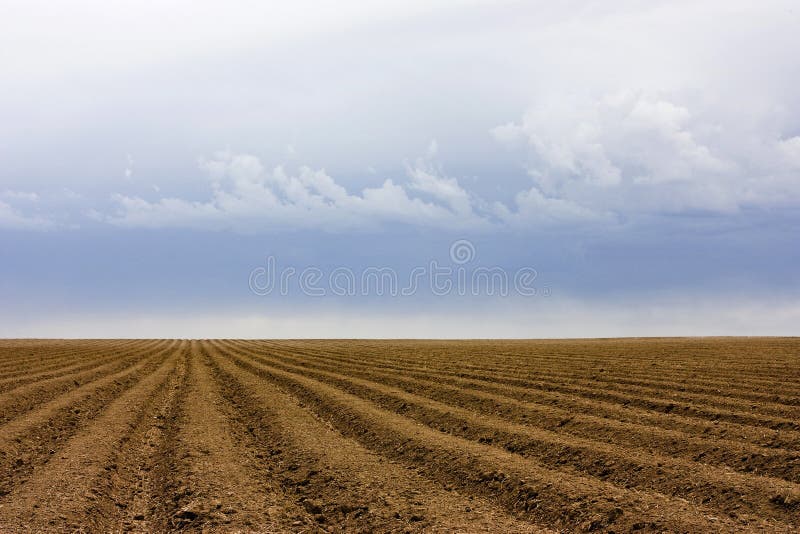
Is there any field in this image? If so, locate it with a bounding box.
[0,339,798,532]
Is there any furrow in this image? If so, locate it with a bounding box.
[0,340,175,497]
[244,341,800,422]
[98,340,191,533]
[0,339,137,379]
[0,338,167,426]
[0,341,180,532]
[208,341,550,533]
[0,339,141,389]
[224,342,800,524]
[0,339,137,369]
[263,338,800,384]
[276,338,800,397]
[232,340,800,454]
[219,343,792,533]
[149,340,308,532]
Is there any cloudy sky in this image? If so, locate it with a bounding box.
[1,0,798,337]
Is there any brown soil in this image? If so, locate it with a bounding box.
[0,338,798,532]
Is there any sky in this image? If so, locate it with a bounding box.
[1,0,799,337]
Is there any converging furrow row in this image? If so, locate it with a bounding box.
[0,339,797,533]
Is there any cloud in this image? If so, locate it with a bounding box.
[492,92,730,190]
[124,154,134,179]
[406,164,474,218]
[493,90,800,215]
[0,200,55,230]
[6,2,800,235]
[0,150,618,233]
[104,151,498,232]
[0,189,93,230]
[494,186,615,227]
[101,148,629,233]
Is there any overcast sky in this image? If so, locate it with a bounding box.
[1,0,798,337]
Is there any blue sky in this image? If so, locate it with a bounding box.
[1,0,799,337]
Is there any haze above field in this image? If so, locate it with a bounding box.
[1,1,798,336]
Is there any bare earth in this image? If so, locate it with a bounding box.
[0,338,798,532]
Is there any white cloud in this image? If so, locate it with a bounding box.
[5,1,799,232]
[494,92,731,190]
[495,187,614,227]
[406,164,474,218]
[0,200,54,230]
[104,150,619,233]
[124,154,134,179]
[493,90,800,215]
[105,151,497,232]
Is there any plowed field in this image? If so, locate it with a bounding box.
[0,338,798,532]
